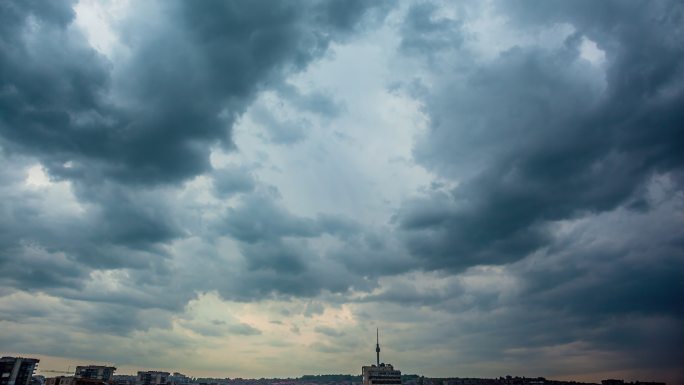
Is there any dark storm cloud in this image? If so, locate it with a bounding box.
[0,244,86,291]
[512,190,684,325]
[400,2,463,56]
[75,304,173,335]
[213,192,377,299]
[0,0,390,185]
[222,262,369,300]
[1,1,681,379]
[383,1,684,378]
[241,240,310,274]
[370,185,684,375]
[0,0,392,335]
[330,231,418,277]
[0,1,111,172]
[398,0,684,271]
[0,161,180,278]
[219,193,361,243]
[208,182,415,300]
[0,155,87,290]
[73,182,184,249]
[500,232,683,371]
[522,250,684,318]
[208,177,409,293]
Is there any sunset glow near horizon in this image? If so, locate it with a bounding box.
[1,1,682,384]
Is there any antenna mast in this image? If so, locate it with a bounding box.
[376,328,381,366]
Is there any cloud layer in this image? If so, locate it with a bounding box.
[1,0,682,383]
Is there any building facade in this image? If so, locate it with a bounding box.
[0,357,40,385]
[75,367,116,382]
[111,375,136,385]
[45,377,73,385]
[167,373,190,385]
[362,364,401,385]
[136,372,169,385]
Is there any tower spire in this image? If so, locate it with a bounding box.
[375,328,380,366]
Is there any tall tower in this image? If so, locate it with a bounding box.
[362,330,401,385]
[376,328,381,366]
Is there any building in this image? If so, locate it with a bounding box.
[136,372,169,385]
[45,377,73,385]
[111,375,136,385]
[0,357,40,385]
[75,367,116,382]
[30,376,45,385]
[167,374,190,385]
[361,330,401,385]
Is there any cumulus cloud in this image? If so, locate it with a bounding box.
[398,0,684,272]
[0,0,390,185]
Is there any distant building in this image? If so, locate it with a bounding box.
[0,357,40,385]
[111,375,136,385]
[75,367,116,382]
[136,372,169,385]
[361,330,401,385]
[601,381,666,385]
[48,376,113,385]
[45,377,73,385]
[168,374,190,385]
[30,376,45,385]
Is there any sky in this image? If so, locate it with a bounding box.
[0,0,683,383]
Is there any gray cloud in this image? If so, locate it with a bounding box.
[365,180,684,376]
[380,0,684,379]
[219,193,361,243]
[212,167,256,197]
[303,301,325,317]
[0,158,181,284]
[0,0,392,335]
[400,2,463,56]
[0,0,682,382]
[275,83,344,119]
[330,232,418,277]
[209,190,392,300]
[251,103,311,145]
[398,0,684,271]
[0,0,391,186]
[314,325,345,337]
[229,323,262,336]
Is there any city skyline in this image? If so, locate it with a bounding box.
[1,0,682,384]
[0,352,666,385]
